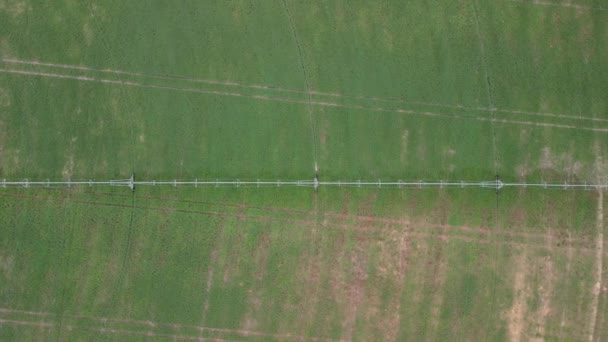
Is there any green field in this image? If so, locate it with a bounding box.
[1,0,607,341]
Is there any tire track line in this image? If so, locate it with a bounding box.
[0,190,590,244]
[0,192,596,254]
[84,190,592,244]
[1,67,607,133]
[280,0,319,168]
[507,0,607,11]
[0,57,306,94]
[0,308,334,341]
[102,193,136,320]
[0,318,238,342]
[589,190,604,341]
[199,217,225,337]
[5,57,606,124]
[471,0,499,175]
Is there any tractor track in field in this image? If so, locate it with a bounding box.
[589,190,604,341]
[84,190,592,244]
[0,308,335,341]
[0,190,590,244]
[198,216,226,337]
[101,193,136,321]
[507,0,607,11]
[1,65,607,133]
[3,57,606,124]
[280,0,319,167]
[0,191,597,255]
[0,317,238,342]
[471,0,499,176]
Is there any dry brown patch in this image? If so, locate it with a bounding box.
[0,87,11,108]
[341,191,350,217]
[516,164,529,182]
[379,290,403,341]
[509,207,527,227]
[240,292,262,332]
[445,147,456,157]
[0,254,13,276]
[416,133,427,165]
[253,233,271,281]
[333,1,347,31]
[199,227,222,331]
[339,241,369,341]
[0,0,31,19]
[0,37,13,56]
[519,128,531,144]
[297,193,352,336]
[231,5,242,25]
[375,228,409,280]
[296,250,323,334]
[506,251,530,342]
[381,27,395,52]
[61,135,79,180]
[0,120,5,169]
[338,194,378,341]
[530,255,556,341]
[426,242,448,342]
[82,21,94,46]
[367,226,409,340]
[88,3,107,21]
[566,160,584,181]
[591,153,608,184]
[575,9,595,63]
[319,117,329,162]
[356,8,371,42]
[400,129,409,164]
[561,153,583,181]
[62,154,75,180]
[540,147,554,170]
[537,146,587,180]
[441,147,457,173]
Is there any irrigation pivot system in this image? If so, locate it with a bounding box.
[1,174,607,191]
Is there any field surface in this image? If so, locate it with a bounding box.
[0,0,607,341]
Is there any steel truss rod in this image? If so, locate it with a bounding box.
[2,177,607,191]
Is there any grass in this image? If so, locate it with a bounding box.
[0,0,607,341]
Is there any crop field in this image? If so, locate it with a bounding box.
[0,0,607,341]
